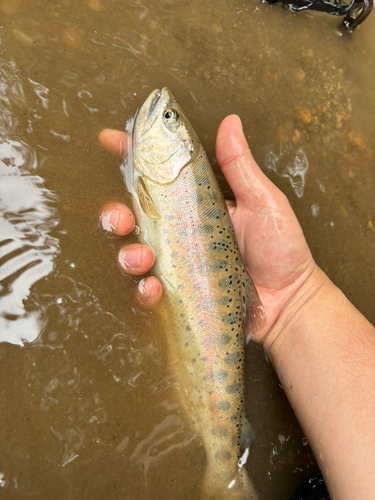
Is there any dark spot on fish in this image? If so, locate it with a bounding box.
[209,191,218,202]
[225,352,240,365]
[231,413,239,423]
[199,224,214,234]
[218,274,238,288]
[218,400,231,411]
[215,370,228,380]
[200,162,209,173]
[204,207,223,219]
[216,296,231,305]
[209,240,230,252]
[218,426,228,437]
[196,176,210,186]
[222,311,241,325]
[192,358,197,363]
[211,260,228,271]
[218,334,231,345]
[186,326,191,331]
[215,450,232,462]
[226,382,242,394]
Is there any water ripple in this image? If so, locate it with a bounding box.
[265,144,309,198]
[0,60,60,344]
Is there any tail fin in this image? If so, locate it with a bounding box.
[202,466,259,500]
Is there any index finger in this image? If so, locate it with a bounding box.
[98,129,128,157]
[101,202,135,236]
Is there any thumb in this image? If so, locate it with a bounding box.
[215,115,282,209]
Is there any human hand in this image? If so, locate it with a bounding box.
[99,129,162,309]
[99,116,316,346]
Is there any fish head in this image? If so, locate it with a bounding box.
[133,88,199,184]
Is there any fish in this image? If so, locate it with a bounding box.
[126,87,265,500]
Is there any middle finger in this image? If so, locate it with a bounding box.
[118,244,155,276]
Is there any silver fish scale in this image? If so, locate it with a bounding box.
[140,144,258,494]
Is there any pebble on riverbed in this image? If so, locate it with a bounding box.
[292,130,301,143]
[348,130,366,150]
[299,109,312,125]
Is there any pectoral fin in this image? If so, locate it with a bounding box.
[243,271,266,343]
[137,176,160,219]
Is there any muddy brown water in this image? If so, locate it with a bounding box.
[0,0,374,499]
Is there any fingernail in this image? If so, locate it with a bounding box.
[101,209,119,232]
[121,246,142,272]
[138,278,150,299]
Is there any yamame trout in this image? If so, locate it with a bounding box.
[125,88,265,500]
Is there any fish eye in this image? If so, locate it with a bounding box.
[163,108,179,124]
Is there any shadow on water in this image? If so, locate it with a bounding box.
[0,0,374,499]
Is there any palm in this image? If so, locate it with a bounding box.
[216,116,315,341]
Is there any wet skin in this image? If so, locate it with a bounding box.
[99,115,314,344]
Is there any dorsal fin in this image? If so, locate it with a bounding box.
[137,177,160,219]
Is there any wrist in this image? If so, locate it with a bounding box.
[261,266,375,500]
[263,265,336,361]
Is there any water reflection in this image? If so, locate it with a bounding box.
[130,414,194,489]
[0,60,59,344]
[265,145,309,198]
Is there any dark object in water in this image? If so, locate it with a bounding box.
[265,0,373,30]
[290,471,330,500]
